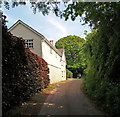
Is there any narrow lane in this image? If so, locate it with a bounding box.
[38,79,104,115]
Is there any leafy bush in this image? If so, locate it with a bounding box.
[82,77,120,115]
[2,25,50,114]
[66,69,73,78]
[82,28,120,115]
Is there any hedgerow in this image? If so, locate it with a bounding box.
[82,29,120,116]
[2,25,50,114]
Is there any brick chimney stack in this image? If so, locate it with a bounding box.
[50,40,54,45]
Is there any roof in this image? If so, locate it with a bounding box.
[8,20,62,56]
[58,49,67,64]
[58,49,64,55]
[8,20,45,38]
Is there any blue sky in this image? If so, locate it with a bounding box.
[2,2,91,43]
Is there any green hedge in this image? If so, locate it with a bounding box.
[2,25,50,114]
[82,29,120,116]
[66,69,73,78]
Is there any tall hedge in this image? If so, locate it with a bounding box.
[2,25,50,114]
[82,29,120,115]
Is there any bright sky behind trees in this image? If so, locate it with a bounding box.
[2,2,91,43]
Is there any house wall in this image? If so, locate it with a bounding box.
[42,40,66,84]
[61,52,67,81]
[10,22,66,84]
[10,23,42,57]
[48,65,62,84]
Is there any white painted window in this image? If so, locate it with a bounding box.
[61,61,64,66]
[56,53,57,58]
[62,71,63,77]
[50,47,52,54]
[25,39,33,48]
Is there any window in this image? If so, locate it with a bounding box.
[61,61,64,66]
[25,40,33,48]
[50,47,52,54]
[56,53,57,58]
[62,71,63,77]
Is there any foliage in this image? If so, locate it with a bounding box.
[2,2,120,27]
[55,35,86,77]
[2,1,120,115]
[82,27,120,115]
[2,25,50,115]
[66,69,73,78]
[81,3,120,115]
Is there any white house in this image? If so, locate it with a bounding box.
[8,20,67,84]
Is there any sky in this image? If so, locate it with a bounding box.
[1,2,91,43]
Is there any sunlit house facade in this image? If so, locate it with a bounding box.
[9,20,67,84]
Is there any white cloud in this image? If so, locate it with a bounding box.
[2,1,91,44]
[3,13,17,28]
[25,2,34,15]
[7,15,17,23]
[47,16,67,35]
[43,27,63,42]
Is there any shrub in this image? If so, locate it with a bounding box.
[2,25,50,114]
[82,77,120,116]
[82,28,120,115]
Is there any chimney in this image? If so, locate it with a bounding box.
[50,40,54,45]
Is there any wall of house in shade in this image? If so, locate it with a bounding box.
[10,22,42,57]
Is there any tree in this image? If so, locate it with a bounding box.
[55,35,86,77]
[2,2,120,28]
[2,2,120,114]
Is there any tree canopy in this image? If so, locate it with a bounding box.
[2,1,120,115]
[55,35,86,77]
[1,2,120,28]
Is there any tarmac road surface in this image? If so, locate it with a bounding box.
[38,79,104,115]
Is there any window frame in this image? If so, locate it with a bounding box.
[61,61,64,66]
[62,71,63,77]
[56,52,57,58]
[50,47,52,54]
[25,39,34,48]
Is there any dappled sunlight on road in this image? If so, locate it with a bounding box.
[43,103,55,107]
[38,79,104,115]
